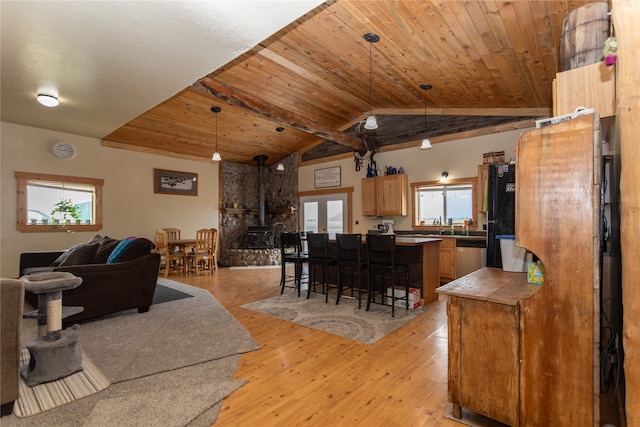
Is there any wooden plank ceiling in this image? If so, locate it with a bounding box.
[102,0,599,166]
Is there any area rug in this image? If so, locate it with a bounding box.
[13,349,110,418]
[3,278,261,426]
[152,282,193,304]
[242,289,427,344]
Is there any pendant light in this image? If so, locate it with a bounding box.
[420,83,433,150]
[276,127,285,171]
[211,106,222,161]
[363,33,380,130]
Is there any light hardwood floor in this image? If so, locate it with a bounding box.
[177,266,480,427]
[178,266,622,427]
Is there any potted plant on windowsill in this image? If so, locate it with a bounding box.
[51,198,81,227]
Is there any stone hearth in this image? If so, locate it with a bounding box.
[222,248,280,266]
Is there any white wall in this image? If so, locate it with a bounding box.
[298,129,529,234]
[1,122,219,278]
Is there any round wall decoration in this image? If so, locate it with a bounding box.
[50,141,76,160]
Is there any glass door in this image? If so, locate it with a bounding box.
[300,193,348,239]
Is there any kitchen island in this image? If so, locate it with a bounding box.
[392,236,441,304]
[326,236,441,306]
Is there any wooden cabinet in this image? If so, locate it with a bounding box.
[553,62,615,118]
[439,269,535,426]
[361,177,378,216]
[516,114,600,426]
[438,237,456,282]
[439,114,601,426]
[476,164,488,213]
[361,174,408,216]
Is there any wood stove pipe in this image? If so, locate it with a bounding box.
[253,155,268,226]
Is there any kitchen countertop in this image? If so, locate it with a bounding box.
[393,236,442,246]
[400,233,486,241]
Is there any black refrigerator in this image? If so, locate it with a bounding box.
[486,163,516,268]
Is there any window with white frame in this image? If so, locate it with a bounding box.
[413,180,476,227]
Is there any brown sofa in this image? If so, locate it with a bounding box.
[1,278,24,416]
[20,235,161,324]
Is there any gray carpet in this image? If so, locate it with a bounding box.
[242,289,427,344]
[3,278,261,426]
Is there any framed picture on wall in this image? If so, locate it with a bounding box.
[314,166,341,188]
[154,169,198,196]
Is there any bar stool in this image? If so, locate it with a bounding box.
[336,233,368,308]
[280,232,309,297]
[366,234,410,317]
[306,233,337,301]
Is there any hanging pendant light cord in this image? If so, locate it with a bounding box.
[423,88,427,137]
[215,112,218,152]
[369,40,373,116]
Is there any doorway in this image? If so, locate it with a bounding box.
[300,190,351,239]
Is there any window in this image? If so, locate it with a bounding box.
[411,178,477,230]
[16,172,103,233]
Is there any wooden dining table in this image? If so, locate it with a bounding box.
[168,239,196,253]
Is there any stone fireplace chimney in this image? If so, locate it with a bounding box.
[253,155,267,226]
[247,154,274,249]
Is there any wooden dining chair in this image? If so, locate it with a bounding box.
[186,228,217,274]
[163,228,181,241]
[155,229,186,277]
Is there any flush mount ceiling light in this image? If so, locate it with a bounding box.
[440,171,449,183]
[420,83,433,150]
[211,106,222,161]
[37,93,59,107]
[363,33,380,130]
[276,127,285,171]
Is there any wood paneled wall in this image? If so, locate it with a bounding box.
[614,0,640,424]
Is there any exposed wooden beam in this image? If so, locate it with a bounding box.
[194,77,365,151]
[387,118,538,152]
[101,139,215,163]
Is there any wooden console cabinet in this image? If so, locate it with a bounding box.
[438,269,537,425]
[361,174,408,216]
[438,114,601,426]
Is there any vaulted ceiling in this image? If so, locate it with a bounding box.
[3,1,600,166]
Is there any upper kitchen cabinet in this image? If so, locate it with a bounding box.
[553,62,616,118]
[477,164,489,214]
[361,174,408,217]
[361,177,378,216]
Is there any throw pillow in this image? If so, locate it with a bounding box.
[59,242,101,266]
[91,236,120,264]
[118,237,155,262]
[106,238,138,264]
[51,243,81,267]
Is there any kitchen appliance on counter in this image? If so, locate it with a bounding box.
[486,163,516,268]
[378,220,395,235]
